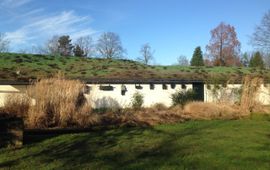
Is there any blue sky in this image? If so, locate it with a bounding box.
[0,0,269,65]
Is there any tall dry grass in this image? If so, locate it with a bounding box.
[26,76,96,128]
[240,76,264,113]
[2,93,30,118]
[182,102,241,120]
[96,107,184,127]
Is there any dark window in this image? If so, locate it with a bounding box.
[99,85,114,91]
[150,83,155,90]
[162,84,168,90]
[171,83,176,89]
[121,85,127,96]
[135,84,143,90]
[192,83,204,101]
[181,84,186,89]
[83,85,91,94]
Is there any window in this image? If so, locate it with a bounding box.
[150,83,155,90]
[83,85,91,94]
[162,84,168,90]
[121,84,127,96]
[181,84,186,89]
[99,85,114,91]
[135,84,143,89]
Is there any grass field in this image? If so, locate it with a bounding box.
[0,53,269,82]
[1,114,270,169]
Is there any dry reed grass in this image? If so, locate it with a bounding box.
[240,76,264,113]
[2,93,30,118]
[98,107,184,127]
[26,76,95,128]
[182,102,241,120]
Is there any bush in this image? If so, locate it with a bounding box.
[132,92,144,110]
[171,89,195,107]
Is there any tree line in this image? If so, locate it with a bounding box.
[0,10,270,68]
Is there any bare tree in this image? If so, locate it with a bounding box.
[137,43,154,65]
[75,35,94,57]
[262,52,270,68]
[0,33,10,53]
[177,55,189,66]
[96,32,125,59]
[206,22,241,66]
[251,10,270,52]
[38,35,60,55]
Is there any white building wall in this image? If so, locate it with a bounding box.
[85,84,193,108]
[0,83,270,108]
[204,84,270,105]
[257,85,270,105]
[0,85,22,107]
[204,84,242,104]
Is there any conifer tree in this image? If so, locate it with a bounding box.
[190,46,204,66]
[73,45,85,57]
[58,35,73,56]
[249,51,264,68]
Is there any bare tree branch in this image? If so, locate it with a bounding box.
[75,35,94,57]
[96,32,125,59]
[137,43,154,65]
[0,33,10,53]
[206,22,241,66]
[251,10,270,52]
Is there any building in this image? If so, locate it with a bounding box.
[0,79,270,108]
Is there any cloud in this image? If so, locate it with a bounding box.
[0,0,32,8]
[6,10,97,49]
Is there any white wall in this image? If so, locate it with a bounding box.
[0,83,269,109]
[85,84,192,108]
[0,85,23,107]
[257,85,270,105]
[204,84,270,105]
[204,84,242,104]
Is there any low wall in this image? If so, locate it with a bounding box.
[0,117,24,148]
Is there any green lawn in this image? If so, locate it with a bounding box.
[0,53,269,82]
[1,114,270,169]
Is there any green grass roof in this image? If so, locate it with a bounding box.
[0,53,269,83]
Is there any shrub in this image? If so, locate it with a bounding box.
[171,89,195,107]
[131,92,144,110]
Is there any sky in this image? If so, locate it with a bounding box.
[0,0,269,65]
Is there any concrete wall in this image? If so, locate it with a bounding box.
[204,84,270,105]
[0,83,270,108]
[204,84,242,104]
[85,84,192,108]
[0,85,27,107]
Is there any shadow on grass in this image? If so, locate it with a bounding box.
[2,121,269,169]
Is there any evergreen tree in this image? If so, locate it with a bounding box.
[190,46,204,66]
[249,51,264,68]
[73,45,85,57]
[58,35,73,56]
